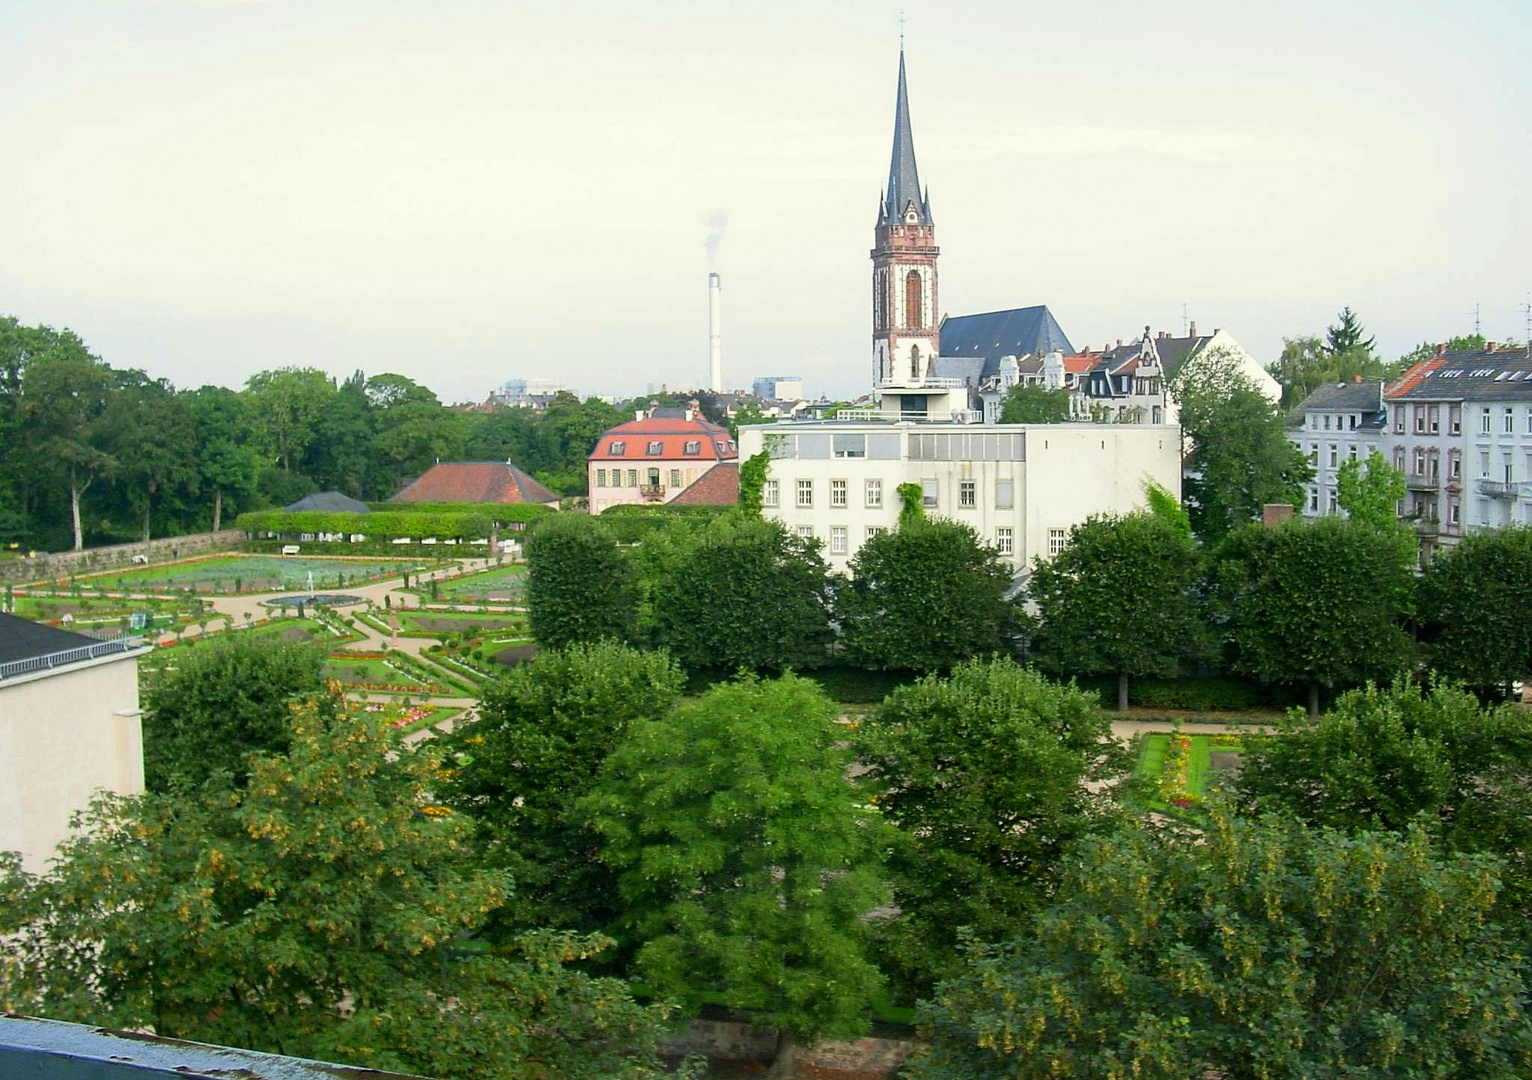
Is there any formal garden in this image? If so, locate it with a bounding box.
[75,554,433,594]
[1134,730,1248,816]
[408,562,528,604]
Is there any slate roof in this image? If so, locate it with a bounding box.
[392,462,559,505]
[1387,348,1532,403]
[1295,379,1387,414]
[878,50,932,227]
[589,417,737,463]
[283,491,371,513]
[938,306,1075,365]
[669,463,739,506]
[1150,334,1214,380]
[0,611,99,665]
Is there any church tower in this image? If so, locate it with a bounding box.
[872,49,940,390]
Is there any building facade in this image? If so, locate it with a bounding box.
[739,421,1182,573]
[0,614,149,872]
[588,409,738,514]
[1290,379,1388,519]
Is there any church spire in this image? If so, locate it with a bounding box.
[879,49,932,227]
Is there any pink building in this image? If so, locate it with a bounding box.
[587,409,737,514]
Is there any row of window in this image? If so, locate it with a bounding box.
[606,439,730,457]
[595,468,684,489]
[794,522,1024,557]
[1306,412,1363,432]
[1393,405,1532,437]
[766,477,1017,510]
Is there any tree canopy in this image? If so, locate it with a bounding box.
[1419,525,1532,690]
[999,383,1071,424]
[524,513,640,649]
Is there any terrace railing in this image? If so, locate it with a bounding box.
[0,636,147,681]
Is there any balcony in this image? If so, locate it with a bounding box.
[638,484,666,501]
[1406,473,1439,491]
[1415,518,1441,538]
[1479,480,1519,500]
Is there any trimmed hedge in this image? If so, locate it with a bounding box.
[242,539,478,558]
[598,504,731,544]
[1072,674,1301,712]
[236,509,494,540]
[367,502,553,525]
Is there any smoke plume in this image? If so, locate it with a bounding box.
[703,209,729,266]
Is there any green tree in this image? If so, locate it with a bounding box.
[1419,526,1532,693]
[1397,333,1497,369]
[1028,511,1209,711]
[367,373,466,491]
[100,372,199,541]
[188,386,259,531]
[1336,448,1407,529]
[581,674,890,1075]
[0,696,671,1080]
[440,642,684,937]
[308,371,383,498]
[736,448,771,518]
[914,812,1532,1080]
[244,367,335,473]
[838,519,1013,673]
[524,514,640,649]
[141,633,327,791]
[1269,333,1397,409]
[1214,516,1415,715]
[1234,681,1532,917]
[858,659,1124,998]
[999,383,1071,424]
[652,514,833,671]
[1173,348,1313,543]
[1325,305,1378,356]
[18,330,116,550]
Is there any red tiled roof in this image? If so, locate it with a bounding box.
[669,463,739,506]
[589,416,738,463]
[1385,357,1446,400]
[392,462,560,505]
[1063,355,1097,375]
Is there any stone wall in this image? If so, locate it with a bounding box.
[0,531,245,587]
[661,1020,916,1079]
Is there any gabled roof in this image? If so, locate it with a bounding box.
[0,611,99,665]
[938,306,1075,364]
[1387,347,1532,402]
[589,416,737,463]
[1295,379,1387,414]
[1149,333,1215,381]
[669,462,739,506]
[392,462,559,505]
[284,491,371,513]
[877,50,932,228]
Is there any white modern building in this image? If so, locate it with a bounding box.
[739,421,1182,572]
[0,613,150,872]
[1290,379,1388,519]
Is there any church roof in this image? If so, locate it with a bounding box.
[938,306,1075,365]
[877,50,932,227]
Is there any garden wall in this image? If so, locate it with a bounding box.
[661,1020,915,1079]
[0,531,245,587]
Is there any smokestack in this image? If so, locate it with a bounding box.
[708,272,723,393]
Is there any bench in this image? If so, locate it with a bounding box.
[281,545,301,556]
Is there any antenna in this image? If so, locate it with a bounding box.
[1181,303,1189,337]
[899,10,906,49]
[1468,302,1481,337]
[1521,295,1531,356]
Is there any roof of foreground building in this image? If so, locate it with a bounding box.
[392,462,559,505]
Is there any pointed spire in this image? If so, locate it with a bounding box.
[879,49,932,227]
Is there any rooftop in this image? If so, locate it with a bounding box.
[392,462,559,505]
[1388,347,1532,402]
[0,612,146,681]
[1294,379,1387,414]
[938,306,1075,365]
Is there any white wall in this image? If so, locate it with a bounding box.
[0,651,146,872]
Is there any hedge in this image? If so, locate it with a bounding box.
[597,504,732,544]
[236,509,495,540]
[1071,674,1301,712]
[368,502,553,525]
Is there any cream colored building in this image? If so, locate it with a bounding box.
[0,614,149,872]
[739,421,1182,572]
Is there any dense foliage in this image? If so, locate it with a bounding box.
[524,514,640,649]
[1418,525,1532,691]
[915,812,1532,1080]
[0,694,672,1080]
[858,659,1124,997]
[838,519,1014,672]
[999,383,1071,424]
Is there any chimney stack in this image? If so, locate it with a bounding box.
[708,272,723,394]
[1188,320,1197,337]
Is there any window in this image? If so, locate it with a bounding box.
[866,525,886,542]
[1449,450,1461,480]
[1328,492,1338,514]
[796,479,813,508]
[646,440,664,456]
[1047,528,1067,557]
[995,479,1014,509]
[996,527,1013,555]
[683,440,701,455]
[626,469,638,487]
[1308,488,1319,512]
[833,434,866,458]
[1505,453,1514,483]
[1506,408,1516,434]
[830,526,848,554]
[796,525,814,539]
[596,468,607,487]
[1414,447,1427,476]
[609,440,626,455]
[921,478,939,507]
[1450,499,1461,525]
[1482,408,1492,434]
[905,270,924,330]
[959,480,976,508]
[670,469,681,487]
[1450,406,1461,435]
[1308,443,1319,466]
[1480,451,1490,478]
[1393,447,1406,472]
[1329,445,1338,468]
[762,479,779,507]
[1324,414,1332,431]
[1348,444,1358,462]
[830,479,848,508]
[1414,406,1426,434]
[1393,407,1405,434]
[865,479,883,508]
[1428,405,1440,434]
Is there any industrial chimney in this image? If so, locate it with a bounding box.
[708,272,723,393]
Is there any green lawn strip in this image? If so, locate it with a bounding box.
[324,651,458,696]
[407,564,528,604]
[403,649,481,695]
[9,593,204,628]
[394,609,528,637]
[352,608,394,635]
[421,647,491,687]
[1132,732,1243,819]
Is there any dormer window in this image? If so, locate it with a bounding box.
[683,440,701,456]
[609,441,626,455]
[646,440,664,456]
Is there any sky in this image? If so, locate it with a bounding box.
[1,0,1529,403]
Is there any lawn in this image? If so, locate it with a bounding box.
[1135,732,1245,813]
[395,610,530,637]
[323,650,473,697]
[7,593,204,631]
[414,563,527,604]
[79,555,434,594]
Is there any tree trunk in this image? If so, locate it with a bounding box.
[1308,681,1321,719]
[142,500,152,543]
[69,465,84,551]
[1118,671,1130,713]
[212,487,223,533]
[767,1029,797,1080]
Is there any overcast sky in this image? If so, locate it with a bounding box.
[2,0,1528,403]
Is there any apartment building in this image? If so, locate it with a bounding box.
[1291,379,1388,519]
[738,420,1181,573]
